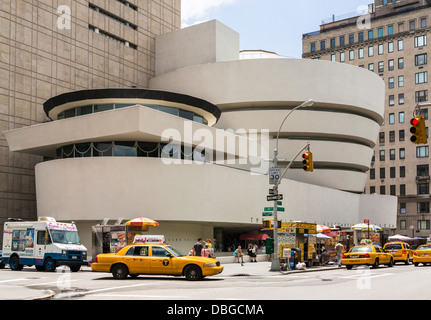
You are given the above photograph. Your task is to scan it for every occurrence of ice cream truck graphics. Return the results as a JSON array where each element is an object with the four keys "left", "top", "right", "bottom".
[{"left": 1, "top": 217, "right": 88, "bottom": 272}]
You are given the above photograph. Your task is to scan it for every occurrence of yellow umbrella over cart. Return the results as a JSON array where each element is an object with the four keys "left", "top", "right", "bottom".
[{"left": 125, "top": 217, "right": 159, "bottom": 231}]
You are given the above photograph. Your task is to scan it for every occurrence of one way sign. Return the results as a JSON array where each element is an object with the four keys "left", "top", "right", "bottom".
[{"left": 267, "top": 194, "right": 283, "bottom": 201}]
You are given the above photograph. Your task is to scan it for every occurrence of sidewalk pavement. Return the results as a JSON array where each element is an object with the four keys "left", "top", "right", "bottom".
[
  {"left": 0, "top": 284, "right": 54, "bottom": 300},
  {"left": 217, "top": 261, "right": 340, "bottom": 277},
  {"left": 1, "top": 262, "right": 341, "bottom": 300}
]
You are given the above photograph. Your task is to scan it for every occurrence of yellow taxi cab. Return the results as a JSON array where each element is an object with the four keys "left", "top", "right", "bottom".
[
  {"left": 383, "top": 241, "right": 413, "bottom": 265},
  {"left": 91, "top": 243, "right": 223, "bottom": 280},
  {"left": 342, "top": 245, "right": 394, "bottom": 270},
  {"left": 413, "top": 244, "right": 431, "bottom": 267}
]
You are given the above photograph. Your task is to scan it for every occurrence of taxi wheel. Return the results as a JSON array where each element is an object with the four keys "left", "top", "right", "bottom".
[
  {"left": 112, "top": 264, "right": 129, "bottom": 279},
  {"left": 184, "top": 265, "right": 202, "bottom": 281},
  {"left": 371, "top": 258, "right": 379, "bottom": 269},
  {"left": 388, "top": 258, "right": 394, "bottom": 267}
]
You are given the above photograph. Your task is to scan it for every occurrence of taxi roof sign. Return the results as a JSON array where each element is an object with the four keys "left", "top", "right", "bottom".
[{"left": 133, "top": 235, "right": 165, "bottom": 244}]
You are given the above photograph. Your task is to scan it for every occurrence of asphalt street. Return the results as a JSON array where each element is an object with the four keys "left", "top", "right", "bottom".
[{"left": 0, "top": 261, "right": 430, "bottom": 300}]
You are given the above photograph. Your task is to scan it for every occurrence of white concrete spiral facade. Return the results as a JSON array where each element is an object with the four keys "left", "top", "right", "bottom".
[
  {"left": 3, "top": 20, "right": 396, "bottom": 253},
  {"left": 150, "top": 58, "right": 385, "bottom": 193}
]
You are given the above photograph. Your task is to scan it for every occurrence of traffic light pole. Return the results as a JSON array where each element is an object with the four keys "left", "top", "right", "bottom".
[
  {"left": 270, "top": 142, "right": 311, "bottom": 272},
  {"left": 270, "top": 99, "right": 314, "bottom": 272}
]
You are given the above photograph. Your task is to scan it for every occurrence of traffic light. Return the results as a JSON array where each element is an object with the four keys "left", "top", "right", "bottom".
[
  {"left": 262, "top": 219, "right": 281, "bottom": 229},
  {"left": 263, "top": 219, "right": 271, "bottom": 229},
  {"left": 302, "top": 151, "right": 314, "bottom": 172},
  {"left": 410, "top": 116, "right": 428, "bottom": 144}
]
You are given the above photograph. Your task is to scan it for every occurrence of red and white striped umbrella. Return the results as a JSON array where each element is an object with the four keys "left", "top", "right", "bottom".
[
  {"left": 125, "top": 217, "right": 159, "bottom": 227},
  {"left": 316, "top": 225, "right": 331, "bottom": 233}
]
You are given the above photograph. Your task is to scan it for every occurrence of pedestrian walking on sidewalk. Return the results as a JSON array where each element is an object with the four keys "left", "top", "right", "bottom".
[{"left": 335, "top": 241, "right": 344, "bottom": 267}]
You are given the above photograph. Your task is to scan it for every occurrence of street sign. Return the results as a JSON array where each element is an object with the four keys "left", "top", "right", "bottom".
[
  {"left": 364, "top": 219, "right": 369, "bottom": 224},
  {"left": 269, "top": 189, "right": 274, "bottom": 195},
  {"left": 265, "top": 207, "right": 285, "bottom": 212},
  {"left": 269, "top": 168, "right": 281, "bottom": 185},
  {"left": 262, "top": 212, "right": 273, "bottom": 217},
  {"left": 267, "top": 194, "right": 283, "bottom": 201}
]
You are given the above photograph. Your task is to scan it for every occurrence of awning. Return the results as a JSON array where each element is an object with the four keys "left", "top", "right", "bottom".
[
  {"left": 388, "top": 234, "right": 411, "bottom": 241},
  {"left": 239, "top": 234, "right": 269, "bottom": 241}
]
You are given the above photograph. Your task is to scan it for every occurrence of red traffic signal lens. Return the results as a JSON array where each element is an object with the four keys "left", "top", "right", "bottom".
[
  {"left": 302, "top": 153, "right": 308, "bottom": 159},
  {"left": 411, "top": 118, "right": 419, "bottom": 126}
]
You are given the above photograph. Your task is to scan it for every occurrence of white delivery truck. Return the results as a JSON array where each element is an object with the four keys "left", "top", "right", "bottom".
[{"left": 1, "top": 217, "right": 88, "bottom": 272}]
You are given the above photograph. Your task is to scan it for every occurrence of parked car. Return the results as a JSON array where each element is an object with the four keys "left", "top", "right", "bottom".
[
  {"left": 383, "top": 241, "right": 413, "bottom": 265},
  {"left": 413, "top": 244, "right": 431, "bottom": 266},
  {"left": 342, "top": 245, "right": 394, "bottom": 269},
  {"left": 91, "top": 243, "right": 223, "bottom": 280}
]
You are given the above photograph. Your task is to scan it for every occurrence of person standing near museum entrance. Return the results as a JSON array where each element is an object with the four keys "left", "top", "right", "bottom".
[{"left": 193, "top": 238, "right": 203, "bottom": 256}]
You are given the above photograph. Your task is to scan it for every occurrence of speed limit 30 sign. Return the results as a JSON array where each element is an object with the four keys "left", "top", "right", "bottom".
[{"left": 269, "top": 168, "right": 281, "bottom": 185}]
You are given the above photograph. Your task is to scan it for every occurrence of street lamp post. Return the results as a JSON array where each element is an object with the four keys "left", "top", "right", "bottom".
[{"left": 270, "top": 99, "right": 314, "bottom": 272}]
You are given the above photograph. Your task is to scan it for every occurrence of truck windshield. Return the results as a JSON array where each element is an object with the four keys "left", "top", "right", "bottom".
[{"left": 49, "top": 230, "right": 82, "bottom": 245}]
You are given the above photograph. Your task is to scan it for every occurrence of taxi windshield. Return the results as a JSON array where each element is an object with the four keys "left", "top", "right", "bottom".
[
  {"left": 350, "top": 246, "right": 372, "bottom": 253},
  {"left": 49, "top": 230, "right": 82, "bottom": 245},
  {"left": 166, "top": 246, "right": 184, "bottom": 257},
  {"left": 417, "top": 245, "right": 431, "bottom": 251}
]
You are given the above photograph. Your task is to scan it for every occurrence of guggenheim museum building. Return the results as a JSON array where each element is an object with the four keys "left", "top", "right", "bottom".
[{"left": 4, "top": 20, "right": 397, "bottom": 253}]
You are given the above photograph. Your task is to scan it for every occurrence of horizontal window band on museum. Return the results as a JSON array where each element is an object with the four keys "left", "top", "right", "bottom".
[
  {"left": 43, "top": 88, "right": 221, "bottom": 120},
  {"left": 89, "top": 25, "right": 137, "bottom": 50},
  {"left": 89, "top": 3, "right": 137, "bottom": 30},
  {"left": 282, "top": 161, "right": 368, "bottom": 174},
  {"left": 222, "top": 105, "right": 382, "bottom": 127},
  {"left": 281, "top": 135, "right": 376, "bottom": 149},
  {"left": 54, "top": 141, "right": 207, "bottom": 162},
  {"left": 56, "top": 103, "right": 209, "bottom": 125}
]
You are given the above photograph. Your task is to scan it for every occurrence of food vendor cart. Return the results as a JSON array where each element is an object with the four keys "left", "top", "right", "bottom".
[
  {"left": 278, "top": 222, "right": 318, "bottom": 267},
  {"left": 91, "top": 217, "right": 159, "bottom": 259},
  {"left": 351, "top": 223, "right": 383, "bottom": 246}
]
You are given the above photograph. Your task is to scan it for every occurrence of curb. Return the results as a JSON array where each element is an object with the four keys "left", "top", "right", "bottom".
[
  {"left": 224, "top": 266, "right": 342, "bottom": 278},
  {"left": 281, "top": 266, "right": 341, "bottom": 275},
  {"left": 32, "top": 289, "right": 56, "bottom": 300}
]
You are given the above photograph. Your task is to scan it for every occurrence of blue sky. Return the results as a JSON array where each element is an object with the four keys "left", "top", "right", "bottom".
[{"left": 181, "top": 0, "right": 370, "bottom": 58}]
